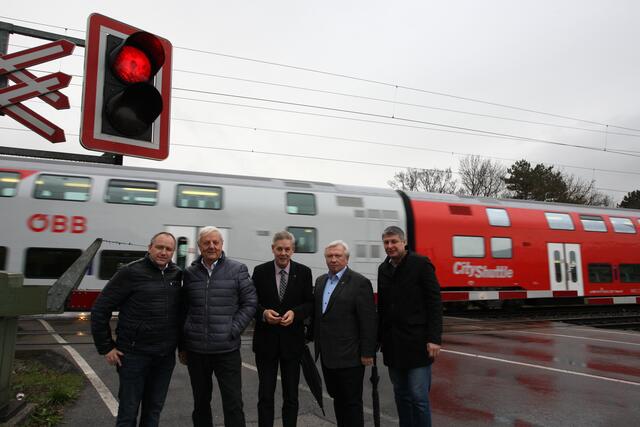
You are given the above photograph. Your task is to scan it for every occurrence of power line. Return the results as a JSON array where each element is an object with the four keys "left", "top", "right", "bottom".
[
  {"left": 168, "top": 119, "right": 640, "bottom": 178},
  {"left": 172, "top": 89, "right": 640, "bottom": 159},
  {"left": 173, "top": 46, "right": 640, "bottom": 133},
  {"left": 3, "top": 15, "right": 639, "bottom": 133},
  {"left": 174, "top": 68, "right": 640, "bottom": 139},
  {"left": 0, "top": 124, "right": 635, "bottom": 196}
]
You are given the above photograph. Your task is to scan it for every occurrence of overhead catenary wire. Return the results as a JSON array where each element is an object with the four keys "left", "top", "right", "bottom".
[
  {"left": 3, "top": 15, "right": 639, "bottom": 134},
  {"left": 171, "top": 91, "right": 640, "bottom": 159}
]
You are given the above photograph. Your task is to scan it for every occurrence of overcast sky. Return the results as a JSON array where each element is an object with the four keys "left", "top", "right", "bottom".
[{"left": 2, "top": 1, "right": 639, "bottom": 203}]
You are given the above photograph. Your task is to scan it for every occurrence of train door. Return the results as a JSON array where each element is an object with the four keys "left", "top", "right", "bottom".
[
  {"left": 547, "top": 243, "right": 583, "bottom": 295},
  {"left": 165, "top": 226, "right": 229, "bottom": 270}
]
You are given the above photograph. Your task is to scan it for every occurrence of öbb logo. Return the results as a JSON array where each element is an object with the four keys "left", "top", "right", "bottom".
[{"left": 27, "top": 214, "right": 87, "bottom": 234}]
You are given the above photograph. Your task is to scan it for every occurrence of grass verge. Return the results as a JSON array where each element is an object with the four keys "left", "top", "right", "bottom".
[{"left": 10, "top": 352, "right": 84, "bottom": 427}]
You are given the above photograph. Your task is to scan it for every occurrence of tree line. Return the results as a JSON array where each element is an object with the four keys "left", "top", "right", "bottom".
[{"left": 388, "top": 156, "right": 640, "bottom": 209}]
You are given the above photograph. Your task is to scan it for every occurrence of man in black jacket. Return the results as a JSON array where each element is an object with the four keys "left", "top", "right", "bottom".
[
  {"left": 180, "top": 226, "right": 257, "bottom": 427},
  {"left": 252, "top": 230, "right": 313, "bottom": 427},
  {"left": 378, "top": 226, "right": 442, "bottom": 427},
  {"left": 313, "top": 240, "right": 376, "bottom": 427},
  {"left": 91, "top": 231, "right": 182, "bottom": 427}
]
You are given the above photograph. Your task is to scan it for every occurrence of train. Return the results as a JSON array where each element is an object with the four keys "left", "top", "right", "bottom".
[{"left": 1, "top": 155, "right": 639, "bottom": 310}]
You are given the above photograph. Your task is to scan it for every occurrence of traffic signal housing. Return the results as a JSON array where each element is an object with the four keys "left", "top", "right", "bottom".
[{"left": 81, "top": 14, "right": 172, "bottom": 160}]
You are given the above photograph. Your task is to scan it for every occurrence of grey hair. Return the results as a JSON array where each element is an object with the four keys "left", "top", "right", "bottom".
[
  {"left": 272, "top": 230, "right": 295, "bottom": 245},
  {"left": 198, "top": 226, "right": 223, "bottom": 243},
  {"left": 382, "top": 226, "right": 406, "bottom": 241},
  {"left": 325, "top": 240, "right": 350, "bottom": 258}
]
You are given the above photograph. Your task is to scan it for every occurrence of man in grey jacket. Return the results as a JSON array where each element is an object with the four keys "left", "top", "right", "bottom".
[{"left": 180, "top": 226, "right": 257, "bottom": 427}]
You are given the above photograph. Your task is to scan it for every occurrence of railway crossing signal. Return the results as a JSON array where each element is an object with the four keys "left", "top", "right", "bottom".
[
  {"left": 0, "top": 40, "right": 75, "bottom": 143},
  {"left": 80, "top": 14, "right": 172, "bottom": 160}
]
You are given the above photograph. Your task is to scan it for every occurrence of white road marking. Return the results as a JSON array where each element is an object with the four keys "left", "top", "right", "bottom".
[
  {"left": 242, "top": 361, "right": 399, "bottom": 423},
  {"left": 503, "top": 329, "right": 640, "bottom": 346},
  {"left": 38, "top": 319, "right": 118, "bottom": 417},
  {"left": 556, "top": 326, "right": 640, "bottom": 337},
  {"left": 443, "top": 349, "right": 640, "bottom": 386}
]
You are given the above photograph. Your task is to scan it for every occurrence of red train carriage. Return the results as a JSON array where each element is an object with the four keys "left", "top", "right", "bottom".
[{"left": 404, "top": 193, "right": 640, "bottom": 305}]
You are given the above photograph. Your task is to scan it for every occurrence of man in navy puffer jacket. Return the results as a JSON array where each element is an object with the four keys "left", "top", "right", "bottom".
[{"left": 180, "top": 226, "right": 257, "bottom": 427}]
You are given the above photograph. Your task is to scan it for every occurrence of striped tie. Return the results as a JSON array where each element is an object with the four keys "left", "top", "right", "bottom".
[{"left": 279, "top": 269, "right": 287, "bottom": 301}]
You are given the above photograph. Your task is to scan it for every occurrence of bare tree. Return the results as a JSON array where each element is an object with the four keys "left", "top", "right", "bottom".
[
  {"left": 388, "top": 168, "right": 458, "bottom": 193},
  {"left": 458, "top": 155, "right": 507, "bottom": 197},
  {"left": 562, "top": 174, "right": 613, "bottom": 207}
]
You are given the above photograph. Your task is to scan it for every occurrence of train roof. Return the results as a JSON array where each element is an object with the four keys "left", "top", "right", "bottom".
[
  {"left": 405, "top": 190, "right": 640, "bottom": 217},
  {"left": 0, "top": 155, "right": 398, "bottom": 198}
]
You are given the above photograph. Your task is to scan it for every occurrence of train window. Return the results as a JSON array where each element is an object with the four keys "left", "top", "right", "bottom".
[
  {"left": 569, "top": 251, "right": 578, "bottom": 283},
  {"left": 544, "top": 212, "right": 574, "bottom": 230},
  {"left": 490, "top": 237, "right": 512, "bottom": 258},
  {"left": 620, "top": 264, "right": 640, "bottom": 283},
  {"left": 580, "top": 215, "right": 607, "bottom": 232},
  {"left": 176, "top": 184, "right": 222, "bottom": 210},
  {"left": 24, "top": 247, "right": 82, "bottom": 279},
  {"left": 287, "top": 227, "right": 317, "bottom": 253},
  {"left": 588, "top": 264, "right": 612, "bottom": 283},
  {"left": 486, "top": 208, "right": 510, "bottom": 227},
  {"left": 610, "top": 217, "right": 636, "bottom": 234},
  {"left": 0, "top": 246, "right": 6, "bottom": 270},
  {"left": 106, "top": 179, "right": 158, "bottom": 206},
  {"left": 0, "top": 171, "right": 20, "bottom": 197},
  {"left": 33, "top": 174, "right": 91, "bottom": 202},
  {"left": 99, "top": 250, "right": 147, "bottom": 280},
  {"left": 453, "top": 236, "right": 485, "bottom": 258},
  {"left": 286, "top": 193, "right": 316, "bottom": 215},
  {"left": 553, "top": 251, "right": 562, "bottom": 282}
]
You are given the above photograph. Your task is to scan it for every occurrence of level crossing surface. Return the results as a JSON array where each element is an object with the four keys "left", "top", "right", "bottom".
[{"left": 13, "top": 315, "right": 640, "bottom": 426}]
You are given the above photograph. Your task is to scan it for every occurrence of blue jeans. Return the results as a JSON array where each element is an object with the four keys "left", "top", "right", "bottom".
[
  {"left": 116, "top": 351, "right": 176, "bottom": 427},
  {"left": 388, "top": 365, "right": 432, "bottom": 427}
]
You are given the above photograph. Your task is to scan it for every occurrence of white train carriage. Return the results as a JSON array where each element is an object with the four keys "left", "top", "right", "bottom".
[{"left": 0, "top": 156, "right": 406, "bottom": 309}]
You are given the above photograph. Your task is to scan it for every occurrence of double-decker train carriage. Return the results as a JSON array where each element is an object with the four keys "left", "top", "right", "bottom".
[{"left": 1, "top": 155, "right": 639, "bottom": 310}]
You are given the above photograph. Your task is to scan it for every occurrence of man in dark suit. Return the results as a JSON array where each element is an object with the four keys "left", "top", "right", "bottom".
[
  {"left": 252, "top": 231, "right": 314, "bottom": 427},
  {"left": 378, "top": 226, "right": 442, "bottom": 427},
  {"left": 313, "top": 240, "right": 376, "bottom": 427}
]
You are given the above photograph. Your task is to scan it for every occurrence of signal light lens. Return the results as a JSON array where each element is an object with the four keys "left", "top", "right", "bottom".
[{"left": 112, "top": 45, "right": 152, "bottom": 83}]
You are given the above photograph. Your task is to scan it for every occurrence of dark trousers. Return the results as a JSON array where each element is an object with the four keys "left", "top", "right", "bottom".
[
  {"left": 321, "top": 363, "right": 365, "bottom": 427},
  {"left": 186, "top": 350, "right": 246, "bottom": 427},
  {"left": 116, "top": 351, "right": 175, "bottom": 427},
  {"left": 256, "top": 353, "right": 301, "bottom": 427}
]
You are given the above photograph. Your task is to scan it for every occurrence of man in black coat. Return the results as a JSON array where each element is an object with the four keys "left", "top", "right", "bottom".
[
  {"left": 378, "top": 226, "right": 442, "bottom": 427},
  {"left": 91, "top": 232, "right": 182, "bottom": 427},
  {"left": 252, "top": 230, "right": 313, "bottom": 427},
  {"left": 313, "top": 240, "right": 376, "bottom": 427}
]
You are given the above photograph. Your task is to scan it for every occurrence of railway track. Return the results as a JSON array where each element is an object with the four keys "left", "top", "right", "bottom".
[{"left": 447, "top": 305, "right": 640, "bottom": 332}]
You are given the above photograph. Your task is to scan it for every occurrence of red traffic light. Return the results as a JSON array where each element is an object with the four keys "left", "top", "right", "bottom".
[
  {"left": 112, "top": 46, "right": 152, "bottom": 83},
  {"left": 81, "top": 14, "right": 172, "bottom": 160},
  {"left": 110, "top": 32, "right": 165, "bottom": 84}
]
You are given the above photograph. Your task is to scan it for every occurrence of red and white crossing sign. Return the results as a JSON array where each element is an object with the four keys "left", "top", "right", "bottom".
[{"left": 0, "top": 39, "right": 75, "bottom": 143}]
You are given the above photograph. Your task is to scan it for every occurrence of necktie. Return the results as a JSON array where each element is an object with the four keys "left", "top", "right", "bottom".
[{"left": 279, "top": 269, "right": 287, "bottom": 301}]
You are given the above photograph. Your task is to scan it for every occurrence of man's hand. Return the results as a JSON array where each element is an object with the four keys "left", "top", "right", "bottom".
[
  {"left": 279, "top": 310, "right": 295, "bottom": 327},
  {"left": 427, "top": 342, "right": 441, "bottom": 359},
  {"left": 264, "top": 309, "right": 282, "bottom": 325},
  {"left": 105, "top": 348, "right": 124, "bottom": 366},
  {"left": 178, "top": 351, "right": 188, "bottom": 366},
  {"left": 361, "top": 356, "right": 374, "bottom": 366}
]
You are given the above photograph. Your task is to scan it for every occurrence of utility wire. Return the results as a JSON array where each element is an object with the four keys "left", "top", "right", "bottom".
[
  {"left": 174, "top": 68, "right": 640, "bottom": 139},
  {"left": 172, "top": 91, "right": 640, "bottom": 159},
  {"left": 3, "top": 15, "right": 639, "bottom": 133}
]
